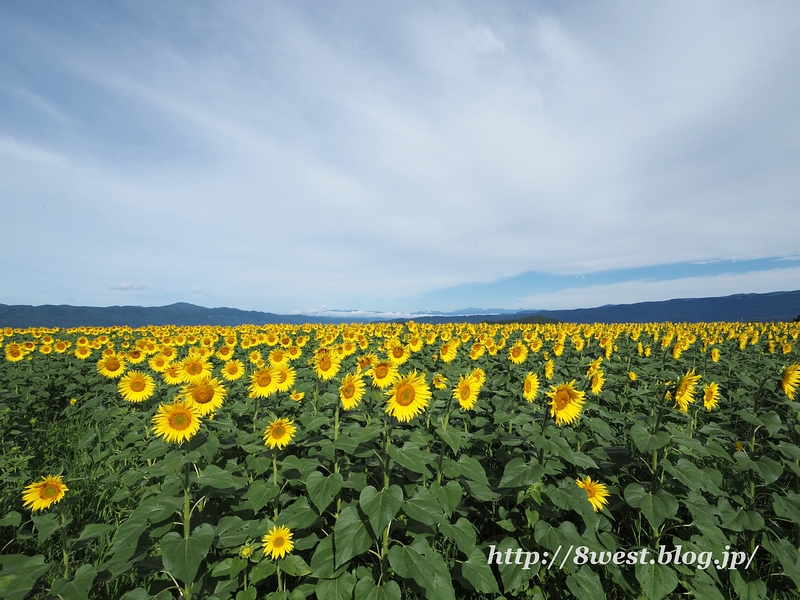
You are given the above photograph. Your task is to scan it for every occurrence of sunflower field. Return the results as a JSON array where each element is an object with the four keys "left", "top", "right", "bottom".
[{"left": 1, "top": 320, "right": 799, "bottom": 600}]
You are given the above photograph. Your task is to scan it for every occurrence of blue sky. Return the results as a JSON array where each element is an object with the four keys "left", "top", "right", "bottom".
[{"left": 1, "top": 1, "right": 799, "bottom": 317}]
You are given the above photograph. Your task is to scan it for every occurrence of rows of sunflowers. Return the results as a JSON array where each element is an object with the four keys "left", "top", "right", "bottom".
[{"left": 1, "top": 320, "right": 799, "bottom": 599}]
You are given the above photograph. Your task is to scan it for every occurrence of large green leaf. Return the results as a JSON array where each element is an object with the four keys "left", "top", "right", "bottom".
[
  {"left": 359, "top": 485, "right": 403, "bottom": 536},
  {"left": 566, "top": 566, "right": 607, "bottom": 600},
  {"left": 440, "top": 518, "right": 476, "bottom": 555},
  {"left": 635, "top": 562, "right": 678, "bottom": 600},
  {"left": 48, "top": 564, "right": 97, "bottom": 600},
  {"left": 387, "top": 442, "right": 435, "bottom": 476},
  {"left": 461, "top": 547, "right": 499, "bottom": 593},
  {"left": 403, "top": 485, "right": 446, "bottom": 526},
  {"left": 0, "top": 554, "right": 51, "bottom": 600},
  {"left": 315, "top": 572, "right": 356, "bottom": 600},
  {"left": 310, "top": 535, "right": 346, "bottom": 579},
  {"left": 306, "top": 471, "right": 344, "bottom": 513},
  {"left": 630, "top": 422, "right": 670, "bottom": 453},
  {"left": 498, "top": 457, "right": 544, "bottom": 488},
  {"left": 388, "top": 538, "right": 455, "bottom": 600},
  {"left": 332, "top": 506, "right": 372, "bottom": 567},
  {"left": 160, "top": 523, "right": 215, "bottom": 585}
]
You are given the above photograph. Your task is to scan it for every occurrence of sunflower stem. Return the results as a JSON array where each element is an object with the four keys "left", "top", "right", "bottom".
[
  {"left": 436, "top": 393, "right": 454, "bottom": 484},
  {"left": 60, "top": 506, "right": 69, "bottom": 579},
  {"left": 183, "top": 462, "right": 192, "bottom": 599},
  {"left": 272, "top": 450, "right": 278, "bottom": 487}
]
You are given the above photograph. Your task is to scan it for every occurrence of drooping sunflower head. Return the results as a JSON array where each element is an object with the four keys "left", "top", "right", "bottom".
[
  {"left": 385, "top": 371, "right": 432, "bottom": 423},
  {"left": 152, "top": 400, "right": 202, "bottom": 444},
  {"left": 262, "top": 525, "right": 294, "bottom": 560},
  {"left": 575, "top": 476, "right": 609, "bottom": 512},
  {"left": 673, "top": 368, "right": 702, "bottom": 412},
  {"left": 22, "top": 475, "right": 68, "bottom": 512},
  {"left": 118, "top": 370, "right": 156, "bottom": 403},
  {"left": 546, "top": 380, "right": 585, "bottom": 426},
  {"left": 263, "top": 418, "right": 297, "bottom": 450},
  {"left": 782, "top": 363, "right": 800, "bottom": 401}
]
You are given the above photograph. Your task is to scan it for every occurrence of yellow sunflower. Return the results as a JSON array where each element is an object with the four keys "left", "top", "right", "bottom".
[
  {"left": 674, "top": 369, "right": 702, "bottom": 413},
  {"left": 162, "top": 364, "right": 184, "bottom": 386},
  {"left": 454, "top": 374, "right": 479, "bottom": 411},
  {"left": 263, "top": 418, "right": 297, "bottom": 450},
  {"left": 369, "top": 360, "right": 399, "bottom": 389},
  {"left": 152, "top": 400, "right": 202, "bottom": 444},
  {"left": 148, "top": 354, "right": 172, "bottom": 373},
  {"left": 385, "top": 371, "right": 431, "bottom": 423},
  {"left": 387, "top": 342, "right": 411, "bottom": 366},
  {"left": 702, "top": 382, "right": 721, "bottom": 411},
  {"left": 97, "top": 354, "right": 126, "bottom": 379},
  {"left": 74, "top": 345, "right": 92, "bottom": 360},
  {"left": 5, "top": 344, "right": 25, "bottom": 362},
  {"left": 249, "top": 367, "right": 279, "bottom": 398},
  {"left": 314, "top": 352, "right": 342, "bottom": 381},
  {"left": 439, "top": 342, "right": 458, "bottom": 363},
  {"left": 290, "top": 390, "right": 305, "bottom": 402},
  {"left": 782, "top": 363, "right": 800, "bottom": 401},
  {"left": 273, "top": 364, "right": 297, "bottom": 393},
  {"left": 221, "top": 359, "right": 246, "bottom": 381},
  {"left": 22, "top": 475, "right": 68, "bottom": 512},
  {"left": 118, "top": 370, "right": 156, "bottom": 403},
  {"left": 544, "top": 359, "right": 555, "bottom": 381},
  {"left": 576, "top": 476, "right": 609, "bottom": 512},
  {"left": 262, "top": 525, "right": 294, "bottom": 560},
  {"left": 432, "top": 373, "right": 448, "bottom": 390},
  {"left": 508, "top": 341, "right": 528, "bottom": 364},
  {"left": 470, "top": 368, "right": 486, "bottom": 387},
  {"left": 522, "top": 372, "right": 539, "bottom": 402},
  {"left": 546, "top": 380, "right": 585, "bottom": 426},
  {"left": 590, "top": 370, "right": 605, "bottom": 396},
  {"left": 177, "top": 355, "right": 212, "bottom": 384},
  {"left": 182, "top": 376, "right": 227, "bottom": 416},
  {"left": 339, "top": 372, "right": 366, "bottom": 410}
]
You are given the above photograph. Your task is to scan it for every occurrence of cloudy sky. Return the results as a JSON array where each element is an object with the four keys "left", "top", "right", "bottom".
[{"left": 2, "top": 1, "right": 799, "bottom": 316}]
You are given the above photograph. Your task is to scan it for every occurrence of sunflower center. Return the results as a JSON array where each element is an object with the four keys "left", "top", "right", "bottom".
[
  {"left": 187, "top": 362, "right": 202, "bottom": 375},
  {"left": 375, "top": 365, "right": 388, "bottom": 379},
  {"left": 278, "top": 371, "right": 288, "bottom": 384},
  {"left": 273, "top": 351, "right": 284, "bottom": 362},
  {"left": 227, "top": 364, "right": 239, "bottom": 374},
  {"left": 512, "top": 347, "right": 522, "bottom": 358},
  {"left": 273, "top": 536, "right": 285, "bottom": 548},
  {"left": 392, "top": 347, "right": 404, "bottom": 358},
  {"left": 193, "top": 385, "right": 214, "bottom": 404},
  {"left": 396, "top": 384, "right": 415, "bottom": 406},
  {"left": 459, "top": 384, "right": 470, "bottom": 400},
  {"left": 169, "top": 411, "right": 191, "bottom": 430},
  {"left": 524, "top": 380, "right": 532, "bottom": 393},
  {"left": 105, "top": 358, "right": 121, "bottom": 371},
  {"left": 343, "top": 383, "right": 356, "bottom": 399},
  {"left": 41, "top": 484, "right": 59, "bottom": 499},
  {"left": 130, "top": 379, "right": 146, "bottom": 392},
  {"left": 257, "top": 372, "right": 272, "bottom": 387},
  {"left": 272, "top": 425, "right": 286, "bottom": 439},
  {"left": 554, "top": 390, "right": 570, "bottom": 410},
  {"left": 585, "top": 487, "right": 596, "bottom": 499},
  {"left": 319, "top": 357, "right": 332, "bottom": 371}
]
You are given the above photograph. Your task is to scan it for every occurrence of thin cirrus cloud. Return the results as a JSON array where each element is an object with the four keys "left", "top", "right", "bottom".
[{"left": 0, "top": 1, "right": 798, "bottom": 314}]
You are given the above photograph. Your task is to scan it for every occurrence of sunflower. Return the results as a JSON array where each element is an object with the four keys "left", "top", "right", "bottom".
[
  {"left": 152, "top": 400, "right": 202, "bottom": 444},
  {"left": 182, "top": 376, "right": 227, "bottom": 416},
  {"left": 269, "top": 348, "right": 288, "bottom": 366},
  {"left": 5, "top": 344, "right": 25, "bottom": 362},
  {"left": 703, "top": 382, "right": 721, "bottom": 411},
  {"left": 432, "top": 373, "right": 448, "bottom": 390},
  {"left": 339, "top": 372, "right": 366, "bottom": 410},
  {"left": 162, "top": 364, "right": 184, "bottom": 386},
  {"left": 273, "top": 364, "right": 296, "bottom": 393},
  {"left": 387, "top": 343, "right": 411, "bottom": 366},
  {"left": 469, "top": 343, "right": 486, "bottom": 360},
  {"left": 628, "top": 371, "right": 637, "bottom": 381},
  {"left": 74, "top": 345, "right": 92, "bottom": 360},
  {"left": 118, "top": 371, "right": 156, "bottom": 403},
  {"left": 674, "top": 369, "right": 702, "bottom": 413},
  {"left": 782, "top": 363, "right": 800, "bottom": 401},
  {"left": 439, "top": 342, "right": 458, "bottom": 363},
  {"left": 369, "top": 360, "right": 399, "bottom": 389},
  {"left": 249, "top": 367, "right": 279, "bottom": 398},
  {"left": 177, "top": 355, "right": 212, "bottom": 384},
  {"left": 314, "top": 352, "right": 342, "bottom": 381},
  {"left": 221, "top": 359, "right": 246, "bottom": 381},
  {"left": 546, "top": 381, "right": 585, "bottom": 426},
  {"left": 544, "top": 359, "right": 555, "bottom": 381},
  {"left": 508, "top": 341, "right": 528, "bottom": 364},
  {"left": 385, "top": 371, "right": 431, "bottom": 423},
  {"left": 454, "top": 374, "right": 479, "bottom": 411},
  {"left": 262, "top": 525, "right": 294, "bottom": 560},
  {"left": 148, "top": 354, "right": 172, "bottom": 373},
  {"left": 97, "top": 354, "right": 126, "bottom": 379},
  {"left": 22, "top": 475, "right": 68, "bottom": 512},
  {"left": 470, "top": 368, "right": 486, "bottom": 387},
  {"left": 290, "top": 390, "right": 305, "bottom": 402},
  {"left": 522, "top": 372, "right": 539, "bottom": 402},
  {"left": 590, "top": 370, "right": 605, "bottom": 396},
  {"left": 263, "top": 418, "right": 297, "bottom": 450},
  {"left": 215, "top": 345, "right": 234, "bottom": 361},
  {"left": 576, "top": 476, "right": 610, "bottom": 512},
  {"left": 357, "top": 353, "right": 377, "bottom": 371}
]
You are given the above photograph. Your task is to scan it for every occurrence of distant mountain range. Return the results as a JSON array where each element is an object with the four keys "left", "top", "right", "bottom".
[{"left": 1, "top": 290, "right": 799, "bottom": 328}]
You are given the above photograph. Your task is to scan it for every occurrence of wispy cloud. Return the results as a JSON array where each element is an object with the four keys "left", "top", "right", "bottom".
[{"left": 110, "top": 283, "right": 147, "bottom": 291}]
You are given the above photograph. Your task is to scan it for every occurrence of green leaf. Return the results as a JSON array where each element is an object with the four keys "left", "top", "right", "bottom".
[
  {"left": 279, "top": 497, "right": 319, "bottom": 529},
  {"left": 49, "top": 564, "right": 97, "bottom": 600},
  {"left": 75, "top": 523, "right": 116, "bottom": 543},
  {"left": 333, "top": 506, "right": 372, "bottom": 568},
  {"left": 729, "top": 570, "right": 767, "bottom": 600},
  {"left": 361, "top": 580, "right": 401, "bottom": 600},
  {"left": 440, "top": 518, "right": 476, "bottom": 555},
  {"left": 315, "top": 572, "right": 356, "bottom": 600},
  {"left": 196, "top": 465, "right": 245, "bottom": 490},
  {"left": 359, "top": 485, "right": 403, "bottom": 536},
  {"left": 630, "top": 422, "right": 670, "bottom": 453},
  {"left": 0, "top": 511, "right": 21, "bottom": 528},
  {"left": 403, "top": 485, "right": 446, "bottom": 525},
  {"left": 278, "top": 554, "right": 312, "bottom": 577},
  {"left": 310, "top": 535, "right": 346, "bottom": 580},
  {"left": 388, "top": 540, "right": 455, "bottom": 600},
  {"left": 432, "top": 480, "right": 462, "bottom": 516},
  {"left": 498, "top": 457, "right": 544, "bottom": 488},
  {"left": 0, "top": 554, "right": 51, "bottom": 600},
  {"left": 160, "top": 523, "right": 215, "bottom": 585},
  {"left": 566, "top": 566, "right": 607, "bottom": 600},
  {"left": 306, "top": 471, "right": 344, "bottom": 513},
  {"left": 635, "top": 562, "right": 678, "bottom": 600},
  {"left": 215, "top": 516, "right": 264, "bottom": 548},
  {"left": 624, "top": 483, "right": 646, "bottom": 508},
  {"left": 31, "top": 513, "right": 62, "bottom": 545},
  {"left": 638, "top": 490, "right": 678, "bottom": 530},
  {"left": 456, "top": 455, "right": 490, "bottom": 486},
  {"left": 387, "top": 442, "right": 435, "bottom": 476},
  {"left": 463, "top": 480, "right": 500, "bottom": 501},
  {"left": 436, "top": 424, "right": 463, "bottom": 453},
  {"left": 243, "top": 480, "right": 280, "bottom": 513},
  {"left": 462, "top": 547, "right": 499, "bottom": 593},
  {"left": 249, "top": 558, "right": 277, "bottom": 584},
  {"left": 753, "top": 458, "right": 783, "bottom": 484}
]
